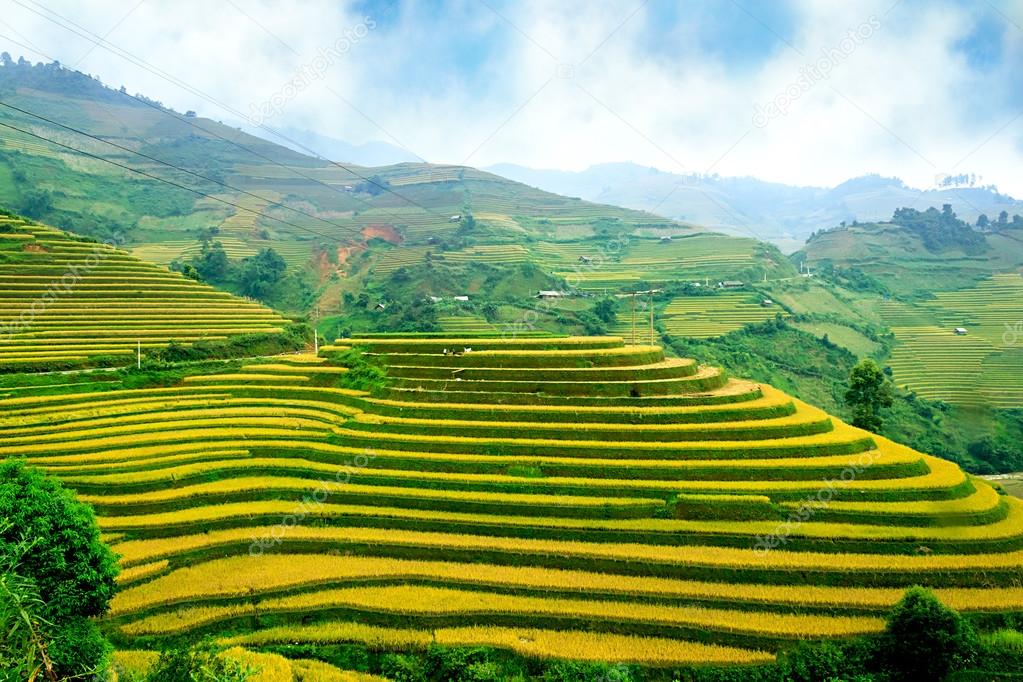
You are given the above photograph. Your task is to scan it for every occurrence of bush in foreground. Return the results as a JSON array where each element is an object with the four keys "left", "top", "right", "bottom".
[{"left": 0, "top": 459, "right": 119, "bottom": 680}]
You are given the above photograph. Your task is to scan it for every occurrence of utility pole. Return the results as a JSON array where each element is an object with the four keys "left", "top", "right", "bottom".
[
  {"left": 631, "top": 292, "right": 636, "bottom": 345},
  {"left": 649, "top": 292, "right": 654, "bottom": 345},
  {"left": 312, "top": 303, "right": 321, "bottom": 354},
  {"left": 137, "top": 340, "right": 141, "bottom": 370}
]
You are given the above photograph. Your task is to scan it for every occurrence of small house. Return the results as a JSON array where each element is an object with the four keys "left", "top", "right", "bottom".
[
  {"left": 660, "top": 236, "right": 672, "bottom": 243},
  {"left": 453, "top": 295, "right": 469, "bottom": 302},
  {"left": 954, "top": 327, "right": 968, "bottom": 335},
  {"left": 720, "top": 280, "right": 744, "bottom": 288},
  {"left": 537, "top": 290, "right": 566, "bottom": 299},
  {"left": 578, "top": 255, "right": 593, "bottom": 264},
  {"left": 449, "top": 215, "right": 461, "bottom": 222},
  {"left": 429, "top": 296, "right": 443, "bottom": 303},
  {"left": 761, "top": 299, "right": 773, "bottom": 307},
  {"left": 375, "top": 302, "right": 388, "bottom": 311}
]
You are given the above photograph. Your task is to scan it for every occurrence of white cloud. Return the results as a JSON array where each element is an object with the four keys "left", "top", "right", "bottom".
[{"left": 1, "top": 0, "right": 1021, "bottom": 195}]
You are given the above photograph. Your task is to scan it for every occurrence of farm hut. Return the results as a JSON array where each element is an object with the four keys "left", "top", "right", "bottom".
[{"left": 954, "top": 327, "right": 968, "bottom": 335}]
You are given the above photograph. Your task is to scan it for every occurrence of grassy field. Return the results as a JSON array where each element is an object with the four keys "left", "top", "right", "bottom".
[{"left": 1, "top": 331, "right": 1020, "bottom": 671}]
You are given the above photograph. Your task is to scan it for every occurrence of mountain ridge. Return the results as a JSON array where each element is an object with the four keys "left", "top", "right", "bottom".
[{"left": 486, "top": 162, "right": 1023, "bottom": 252}]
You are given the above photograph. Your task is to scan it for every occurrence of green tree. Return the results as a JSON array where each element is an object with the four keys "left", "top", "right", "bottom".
[
  {"left": 239, "top": 248, "right": 286, "bottom": 298},
  {"left": 874, "top": 587, "right": 977, "bottom": 681},
  {"left": 0, "top": 460, "right": 119, "bottom": 679},
  {"left": 845, "top": 358, "right": 893, "bottom": 432},
  {"left": 593, "top": 297, "right": 618, "bottom": 324},
  {"left": 145, "top": 641, "right": 252, "bottom": 682},
  {"left": 195, "top": 240, "right": 229, "bottom": 281}
]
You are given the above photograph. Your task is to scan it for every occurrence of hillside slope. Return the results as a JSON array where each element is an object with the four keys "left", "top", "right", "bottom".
[
  {"left": 0, "top": 212, "right": 292, "bottom": 370},
  {"left": 6, "top": 336, "right": 1021, "bottom": 671},
  {"left": 0, "top": 59, "right": 793, "bottom": 316}
]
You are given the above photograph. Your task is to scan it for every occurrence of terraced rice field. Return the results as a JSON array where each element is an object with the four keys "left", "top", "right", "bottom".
[
  {"left": 374, "top": 246, "right": 431, "bottom": 274},
  {"left": 0, "top": 217, "right": 288, "bottom": 369},
  {"left": 532, "top": 235, "right": 759, "bottom": 291},
  {"left": 131, "top": 235, "right": 312, "bottom": 270},
  {"left": 437, "top": 315, "right": 497, "bottom": 334},
  {"left": 112, "top": 646, "right": 386, "bottom": 681},
  {"left": 661, "top": 294, "right": 778, "bottom": 339},
  {"left": 880, "top": 274, "right": 1023, "bottom": 407},
  {"left": 435, "top": 244, "right": 529, "bottom": 265},
  {"left": 6, "top": 334, "right": 1023, "bottom": 667}
]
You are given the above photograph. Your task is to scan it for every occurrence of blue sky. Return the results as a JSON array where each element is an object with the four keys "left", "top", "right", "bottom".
[{"left": 1, "top": 0, "right": 1021, "bottom": 195}]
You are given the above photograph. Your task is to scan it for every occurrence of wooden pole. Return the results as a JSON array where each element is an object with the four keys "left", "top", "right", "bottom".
[
  {"left": 649, "top": 293, "right": 654, "bottom": 344},
  {"left": 631, "top": 292, "right": 636, "bottom": 345}
]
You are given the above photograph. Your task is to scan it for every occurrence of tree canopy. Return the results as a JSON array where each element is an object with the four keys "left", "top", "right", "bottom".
[
  {"left": 0, "top": 459, "right": 119, "bottom": 679},
  {"left": 845, "top": 359, "right": 894, "bottom": 432}
]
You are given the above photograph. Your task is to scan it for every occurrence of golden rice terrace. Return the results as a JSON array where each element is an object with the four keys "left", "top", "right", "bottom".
[
  {"left": 0, "top": 215, "right": 287, "bottom": 369},
  {"left": 3, "top": 334, "right": 1022, "bottom": 667}
]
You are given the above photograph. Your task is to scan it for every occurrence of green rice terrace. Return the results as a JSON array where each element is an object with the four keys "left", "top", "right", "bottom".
[
  {"left": 0, "top": 215, "right": 289, "bottom": 370},
  {"left": 4, "top": 333, "right": 1023, "bottom": 672},
  {"left": 879, "top": 273, "right": 1023, "bottom": 408}
]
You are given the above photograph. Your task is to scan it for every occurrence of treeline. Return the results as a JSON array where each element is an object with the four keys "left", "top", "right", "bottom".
[
  {"left": 890, "top": 205, "right": 987, "bottom": 253},
  {"left": 0, "top": 54, "right": 161, "bottom": 108},
  {"left": 171, "top": 233, "right": 312, "bottom": 309}
]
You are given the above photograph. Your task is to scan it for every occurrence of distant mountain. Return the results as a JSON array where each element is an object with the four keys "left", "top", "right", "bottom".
[
  {"left": 269, "top": 127, "right": 421, "bottom": 167},
  {"left": 487, "top": 162, "right": 1023, "bottom": 253}
]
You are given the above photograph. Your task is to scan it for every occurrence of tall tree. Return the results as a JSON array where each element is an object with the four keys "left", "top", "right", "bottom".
[
  {"left": 844, "top": 359, "right": 893, "bottom": 432},
  {"left": 0, "top": 460, "right": 119, "bottom": 679}
]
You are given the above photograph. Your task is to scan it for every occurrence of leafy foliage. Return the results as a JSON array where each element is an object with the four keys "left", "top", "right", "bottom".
[
  {"left": 890, "top": 205, "right": 987, "bottom": 254},
  {"left": 845, "top": 359, "right": 894, "bottom": 432},
  {"left": 873, "top": 587, "right": 978, "bottom": 681},
  {"left": 144, "top": 640, "right": 253, "bottom": 682},
  {"left": 0, "top": 460, "right": 119, "bottom": 679},
  {"left": 0, "top": 532, "right": 57, "bottom": 682}
]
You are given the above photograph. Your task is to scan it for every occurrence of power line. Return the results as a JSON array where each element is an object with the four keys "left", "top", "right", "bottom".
[
  {"left": 0, "top": 27, "right": 423, "bottom": 231},
  {"left": 0, "top": 99, "right": 359, "bottom": 236},
  {"left": 0, "top": 118, "right": 346, "bottom": 242},
  {"left": 12, "top": 0, "right": 450, "bottom": 219}
]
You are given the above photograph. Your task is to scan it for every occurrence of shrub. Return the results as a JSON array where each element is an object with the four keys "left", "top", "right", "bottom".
[
  {"left": 873, "top": 586, "right": 977, "bottom": 681},
  {"left": 0, "top": 459, "right": 119, "bottom": 679},
  {"left": 145, "top": 640, "right": 253, "bottom": 682},
  {"left": 380, "top": 653, "right": 428, "bottom": 682}
]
